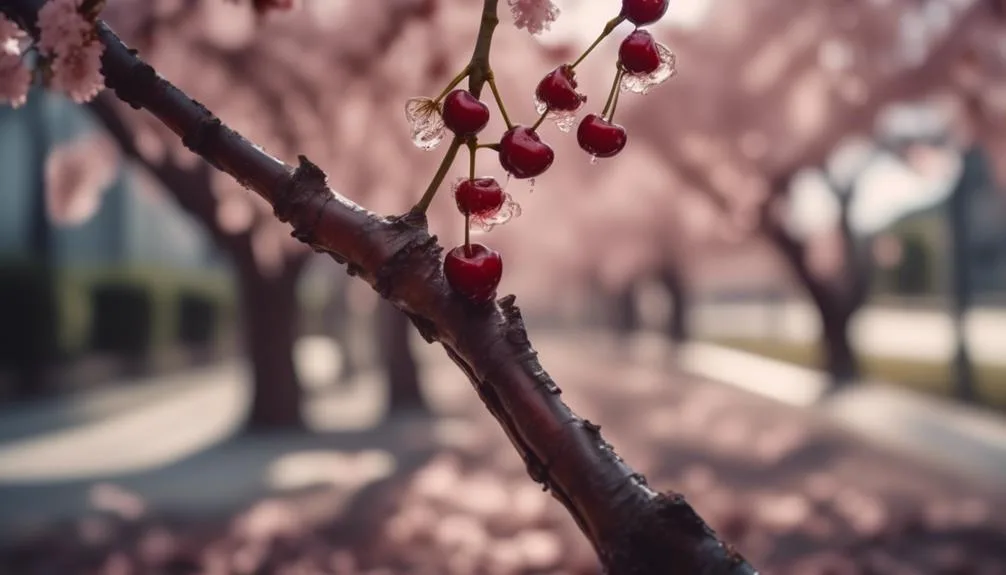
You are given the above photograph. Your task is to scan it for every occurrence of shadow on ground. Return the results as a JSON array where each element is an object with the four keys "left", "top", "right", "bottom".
[{"left": 1, "top": 335, "right": 1004, "bottom": 574}]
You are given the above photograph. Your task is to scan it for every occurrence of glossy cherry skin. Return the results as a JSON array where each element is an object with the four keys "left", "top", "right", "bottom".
[
  {"left": 577, "top": 114, "right": 628, "bottom": 158},
  {"left": 619, "top": 30, "right": 661, "bottom": 74},
  {"left": 499, "top": 126, "right": 555, "bottom": 179},
  {"left": 444, "top": 244, "right": 503, "bottom": 303},
  {"left": 455, "top": 177, "right": 505, "bottom": 217},
  {"left": 621, "top": 0, "right": 669, "bottom": 26},
  {"left": 535, "top": 65, "right": 586, "bottom": 112},
  {"left": 441, "top": 89, "right": 490, "bottom": 137}
]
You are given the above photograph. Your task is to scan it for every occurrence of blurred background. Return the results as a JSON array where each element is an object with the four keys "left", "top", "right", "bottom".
[{"left": 1, "top": 0, "right": 1005, "bottom": 573}]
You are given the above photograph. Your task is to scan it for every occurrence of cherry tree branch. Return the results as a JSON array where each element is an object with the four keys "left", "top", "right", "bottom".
[{"left": 2, "top": 1, "right": 756, "bottom": 572}]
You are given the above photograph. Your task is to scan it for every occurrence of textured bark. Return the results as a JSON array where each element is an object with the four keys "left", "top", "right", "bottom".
[
  {"left": 377, "top": 299, "right": 428, "bottom": 414},
  {"left": 235, "top": 257, "right": 305, "bottom": 430},
  {"left": 2, "top": 3, "right": 758, "bottom": 572}
]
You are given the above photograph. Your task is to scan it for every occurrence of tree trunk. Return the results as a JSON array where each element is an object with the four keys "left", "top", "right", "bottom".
[
  {"left": 236, "top": 260, "right": 305, "bottom": 431},
  {"left": 377, "top": 298, "right": 428, "bottom": 414},
  {"left": 12, "top": 91, "right": 56, "bottom": 399},
  {"left": 819, "top": 305, "right": 859, "bottom": 386},
  {"left": 947, "top": 146, "right": 986, "bottom": 403},
  {"left": 325, "top": 273, "right": 360, "bottom": 382},
  {"left": 661, "top": 268, "right": 690, "bottom": 343},
  {"left": 611, "top": 285, "right": 638, "bottom": 335}
]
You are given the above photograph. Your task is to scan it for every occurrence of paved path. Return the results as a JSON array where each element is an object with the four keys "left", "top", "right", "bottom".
[
  {"left": 693, "top": 301, "right": 1006, "bottom": 364},
  {"left": 1, "top": 332, "right": 1003, "bottom": 573}
]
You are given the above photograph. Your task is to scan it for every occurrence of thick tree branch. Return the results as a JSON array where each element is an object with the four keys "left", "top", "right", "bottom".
[
  {"left": 2, "top": 1, "right": 757, "bottom": 572},
  {"left": 87, "top": 93, "right": 228, "bottom": 244}
]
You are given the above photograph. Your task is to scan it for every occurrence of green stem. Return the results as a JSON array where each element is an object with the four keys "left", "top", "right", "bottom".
[
  {"left": 601, "top": 68, "right": 624, "bottom": 118},
  {"left": 412, "top": 137, "right": 464, "bottom": 215},
  {"left": 606, "top": 71, "right": 625, "bottom": 121},
  {"left": 433, "top": 64, "right": 473, "bottom": 104},
  {"left": 531, "top": 110, "right": 547, "bottom": 131},
  {"left": 411, "top": 0, "right": 499, "bottom": 215},
  {"left": 476, "top": 142, "right": 500, "bottom": 151},
  {"left": 571, "top": 15, "right": 626, "bottom": 69},
  {"left": 487, "top": 72, "right": 513, "bottom": 129}
]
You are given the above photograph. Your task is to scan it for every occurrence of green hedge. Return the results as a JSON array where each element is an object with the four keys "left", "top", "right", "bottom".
[
  {"left": 0, "top": 262, "right": 235, "bottom": 366},
  {"left": 0, "top": 262, "right": 61, "bottom": 368},
  {"left": 88, "top": 281, "right": 155, "bottom": 357},
  {"left": 177, "top": 290, "right": 219, "bottom": 345}
]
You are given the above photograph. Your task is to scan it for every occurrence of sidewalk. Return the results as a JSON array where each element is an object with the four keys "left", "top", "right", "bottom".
[
  {"left": 677, "top": 339, "right": 1006, "bottom": 487},
  {"left": 0, "top": 331, "right": 1004, "bottom": 542},
  {"left": 692, "top": 301, "right": 1006, "bottom": 365}
]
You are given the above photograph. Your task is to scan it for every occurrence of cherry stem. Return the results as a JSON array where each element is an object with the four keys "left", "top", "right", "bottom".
[
  {"left": 412, "top": 137, "right": 463, "bottom": 214},
  {"left": 464, "top": 214, "right": 471, "bottom": 250},
  {"left": 467, "top": 138, "right": 477, "bottom": 179},
  {"left": 531, "top": 110, "right": 547, "bottom": 131},
  {"left": 476, "top": 142, "right": 500, "bottom": 151},
  {"left": 412, "top": 0, "right": 499, "bottom": 216},
  {"left": 486, "top": 71, "right": 513, "bottom": 129},
  {"left": 571, "top": 15, "right": 626, "bottom": 69},
  {"left": 601, "top": 68, "right": 624, "bottom": 119},
  {"left": 433, "top": 64, "right": 472, "bottom": 104}
]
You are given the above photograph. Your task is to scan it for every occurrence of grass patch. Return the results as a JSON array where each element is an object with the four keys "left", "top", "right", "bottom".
[{"left": 708, "top": 337, "right": 1006, "bottom": 411}]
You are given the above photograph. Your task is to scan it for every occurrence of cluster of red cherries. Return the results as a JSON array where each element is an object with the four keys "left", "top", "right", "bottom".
[{"left": 439, "top": 0, "right": 673, "bottom": 304}]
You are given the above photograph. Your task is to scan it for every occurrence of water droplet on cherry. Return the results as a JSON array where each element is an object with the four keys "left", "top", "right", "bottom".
[
  {"left": 621, "top": 43, "right": 677, "bottom": 95},
  {"left": 473, "top": 193, "right": 522, "bottom": 232}
]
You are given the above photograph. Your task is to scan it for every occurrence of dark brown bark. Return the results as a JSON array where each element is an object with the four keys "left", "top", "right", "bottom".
[
  {"left": 661, "top": 267, "right": 690, "bottom": 344},
  {"left": 235, "top": 257, "right": 305, "bottom": 430},
  {"left": 377, "top": 298, "right": 428, "bottom": 414},
  {"left": 324, "top": 273, "right": 360, "bottom": 381},
  {"left": 764, "top": 192, "right": 862, "bottom": 387},
  {"left": 3, "top": 3, "right": 758, "bottom": 572},
  {"left": 819, "top": 304, "right": 858, "bottom": 386},
  {"left": 611, "top": 285, "right": 639, "bottom": 335}
]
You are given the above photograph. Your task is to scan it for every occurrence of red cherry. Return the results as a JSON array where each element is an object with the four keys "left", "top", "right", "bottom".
[
  {"left": 577, "top": 114, "right": 628, "bottom": 158},
  {"left": 442, "top": 90, "right": 490, "bottom": 137},
  {"left": 621, "top": 0, "right": 669, "bottom": 26},
  {"left": 619, "top": 30, "right": 661, "bottom": 74},
  {"left": 535, "top": 65, "right": 586, "bottom": 112},
  {"left": 444, "top": 244, "right": 503, "bottom": 303},
  {"left": 499, "top": 126, "right": 555, "bottom": 179},
  {"left": 455, "top": 177, "right": 505, "bottom": 217}
]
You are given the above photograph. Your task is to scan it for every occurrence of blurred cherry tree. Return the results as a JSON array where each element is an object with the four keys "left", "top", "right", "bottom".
[
  {"left": 76, "top": 0, "right": 450, "bottom": 428},
  {"left": 619, "top": 0, "right": 1006, "bottom": 386}
]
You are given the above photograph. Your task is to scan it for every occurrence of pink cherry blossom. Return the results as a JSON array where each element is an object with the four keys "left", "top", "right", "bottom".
[
  {"left": 0, "top": 42, "right": 31, "bottom": 109},
  {"left": 36, "top": 0, "right": 92, "bottom": 57},
  {"left": 0, "top": 14, "right": 25, "bottom": 46},
  {"left": 508, "top": 0, "right": 559, "bottom": 35},
  {"left": 48, "top": 38, "right": 105, "bottom": 103},
  {"left": 45, "top": 132, "right": 118, "bottom": 225}
]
